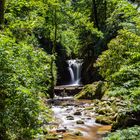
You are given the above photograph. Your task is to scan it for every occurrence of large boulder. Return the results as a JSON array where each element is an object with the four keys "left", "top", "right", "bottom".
[
  {"left": 75, "top": 81, "right": 107, "bottom": 100},
  {"left": 94, "top": 98, "right": 127, "bottom": 126},
  {"left": 112, "top": 109, "right": 140, "bottom": 131}
]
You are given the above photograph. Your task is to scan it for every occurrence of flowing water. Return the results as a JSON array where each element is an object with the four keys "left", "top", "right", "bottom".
[
  {"left": 67, "top": 59, "right": 83, "bottom": 86},
  {"left": 47, "top": 97, "right": 111, "bottom": 140},
  {"left": 47, "top": 59, "right": 111, "bottom": 139}
]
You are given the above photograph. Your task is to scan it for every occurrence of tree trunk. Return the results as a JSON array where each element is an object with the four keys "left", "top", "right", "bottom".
[
  {"left": 92, "top": 0, "right": 99, "bottom": 29},
  {"left": 50, "top": 8, "right": 57, "bottom": 99},
  {"left": 104, "top": 0, "right": 107, "bottom": 21},
  {"left": 103, "top": 0, "right": 107, "bottom": 30},
  {"left": 50, "top": 58, "right": 55, "bottom": 99},
  {"left": 0, "top": 0, "right": 5, "bottom": 27}
]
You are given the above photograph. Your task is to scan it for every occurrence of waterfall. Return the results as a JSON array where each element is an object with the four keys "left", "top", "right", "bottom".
[
  {"left": 67, "top": 59, "right": 83, "bottom": 86},
  {"left": 68, "top": 67, "right": 74, "bottom": 83}
]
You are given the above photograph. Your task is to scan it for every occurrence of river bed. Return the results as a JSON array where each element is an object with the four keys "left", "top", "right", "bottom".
[{"left": 47, "top": 97, "right": 111, "bottom": 140}]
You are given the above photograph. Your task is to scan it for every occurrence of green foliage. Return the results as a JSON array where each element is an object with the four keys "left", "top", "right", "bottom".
[
  {"left": 106, "top": 0, "right": 137, "bottom": 32},
  {"left": 95, "top": 1, "right": 140, "bottom": 121},
  {"left": 61, "top": 28, "right": 80, "bottom": 56},
  {"left": 104, "top": 126, "right": 140, "bottom": 140},
  {"left": 0, "top": 0, "right": 57, "bottom": 139},
  {"left": 94, "top": 4, "right": 140, "bottom": 134},
  {"left": 96, "top": 22, "right": 140, "bottom": 87},
  {"left": 1, "top": 0, "right": 140, "bottom": 139},
  {"left": 0, "top": 32, "right": 54, "bottom": 139},
  {"left": 5, "top": 0, "right": 48, "bottom": 45},
  {"left": 96, "top": 27, "right": 140, "bottom": 80}
]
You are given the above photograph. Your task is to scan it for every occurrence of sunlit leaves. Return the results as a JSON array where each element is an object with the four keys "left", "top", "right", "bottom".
[
  {"left": 96, "top": 1, "right": 140, "bottom": 106},
  {"left": 96, "top": 28, "right": 140, "bottom": 80},
  {"left": 0, "top": 24, "right": 54, "bottom": 140}
]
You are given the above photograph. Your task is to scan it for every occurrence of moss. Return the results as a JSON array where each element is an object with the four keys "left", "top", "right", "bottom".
[
  {"left": 112, "top": 109, "right": 140, "bottom": 131},
  {"left": 75, "top": 81, "right": 107, "bottom": 99},
  {"left": 95, "top": 115, "right": 114, "bottom": 125},
  {"left": 97, "top": 106, "right": 114, "bottom": 115},
  {"left": 46, "top": 134, "right": 59, "bottom": 140}
]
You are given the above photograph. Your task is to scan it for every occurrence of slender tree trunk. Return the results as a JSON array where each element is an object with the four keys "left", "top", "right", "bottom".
[
  {"left": 104, "top": 0, "right": 107, "bottom": 21},
  {"left": 104, "top": 0, "right": 107, "bottom": 30},
  {"left": 50, "top": 8, "right": 57, "bottom": 99},
  {"left": 53, "top": 8, "right": 57, "bottom": 54},
  {"left": 0, "top": 0, "right": 5, "bottom": 27},
  {"left": 92, "top": 0, "right": 99, "bottom": 29},
  {"left": 50, "top": 58, "right": 55, "bottom": 99}
]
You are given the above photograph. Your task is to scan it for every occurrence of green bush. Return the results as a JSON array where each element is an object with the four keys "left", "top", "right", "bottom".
[
  {"left": 0, "top": 28, "right": 55, "bottom": 140},
  {"left": 104, "top": 126, "right": 140, "bottom": 140}
]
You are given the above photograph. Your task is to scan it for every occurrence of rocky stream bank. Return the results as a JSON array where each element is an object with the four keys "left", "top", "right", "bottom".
[
  {"left": 45, "top": 97, "right": 111, "bottom": 140},
  {"left": 44, "top": 82, "right": 140, "bottom": 140}
]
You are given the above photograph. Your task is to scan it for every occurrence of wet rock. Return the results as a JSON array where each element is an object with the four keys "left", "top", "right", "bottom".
[
  {"left": 115, "top": 102, "right": 127, "bottom": 107},
  {"left": 74, "top": 104, "right": 79, "bottom": 107},
  {"left": 66, "top": 115, "right": 74, "bottom": 120},
  {"left": 73, "top": 111, "right": 82, "bottom": 115},
  {"left": 64, "top": 103, "right": 76, "bottom": 106},
  {"left": 76, "top": 120, "right": 84, "bottom": 124},
  {"left": 47, "top": 122, "right": 59, "bottom": 125},
  {"left": 58, "top": 134, "right": 63, "bottom": 139},
  {"left": 56, "top": 128, "right": 66, "bottom": 133},
  {"left": 85, "top": 106, "right": 94, "bottom": 110},
  {"left": 87, "top": 117, "right": 92, "bottom": 120},
  {"left": 73, "top": 131, "right": 83, "bottom": 136},
  {"left": 46, "top": 138, "right": 59, "bottom": 140}
]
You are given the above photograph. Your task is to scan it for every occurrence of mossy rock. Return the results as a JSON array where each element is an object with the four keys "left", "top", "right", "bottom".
[
  {"left": 66, "top": 115, "right": 74, "bottom": 120},
  {"left": 76, "top": 120, "right": 85, "bottom": 124},
  {"left": 75, "top": 81, "right": 107, "bottom": 100},
  {"left": 73, "top": 131, "right": 83, "bottom": 136},
  {"left": 112, "top": 109, "right": 140, "bottom": 131},
  {"left": 95, "top": 115, "right": 114, "bottom": 125},
  {"left": 97, "top": 106, "right": 114, "bottom": 115},
  {"left": 46, "top": 134, "right": 59, "bottom": 140}
]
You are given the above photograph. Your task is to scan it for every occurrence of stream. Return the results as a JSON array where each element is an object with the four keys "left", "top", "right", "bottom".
[
  {"left": 47, "top": 96, "right": 111, "bottom": 140},
  {"left": 46, "top": 59, "right": 111, "bottom": 140}
]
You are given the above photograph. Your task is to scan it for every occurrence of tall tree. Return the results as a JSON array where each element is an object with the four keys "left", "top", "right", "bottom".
[
  {"left": 46, "top": 0, "right": 61, "bottom": 98},
  {"left": 0, "top": 0, "right": 5, "bottom": 27},
  {"left": 92, "top": 0, "right": 99, "bottom": 29}
]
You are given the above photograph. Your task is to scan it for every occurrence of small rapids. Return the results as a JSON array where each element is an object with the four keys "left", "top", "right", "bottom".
[{"left": 47, "top": 96, "right": 111, "bottom": 140}]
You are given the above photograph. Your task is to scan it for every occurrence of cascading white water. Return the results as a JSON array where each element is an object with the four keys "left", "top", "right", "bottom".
[
  {"left": 68, "top": 67, "right": 74, "bottom": 83},
  {"left": 67, "top": 59, "right": 83, "bottom": 86}
]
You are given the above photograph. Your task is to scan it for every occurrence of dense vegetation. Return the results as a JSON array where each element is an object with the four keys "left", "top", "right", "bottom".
[
  {"left": 0, "top": 0, "right": 140, "bottom": 139},
  {"left": 104, "top": 126, "right": 140, "bottom": 140},
  {"left": 0, "top": 0, "right": 56, "bottom": 139}
]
